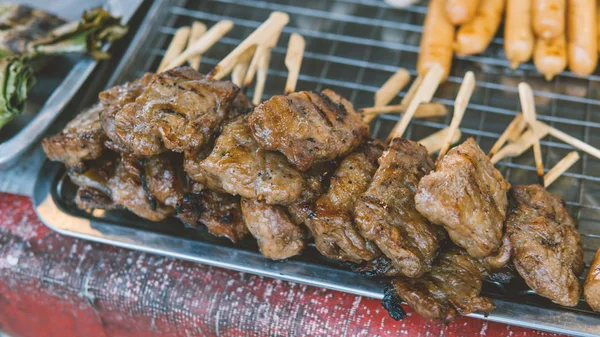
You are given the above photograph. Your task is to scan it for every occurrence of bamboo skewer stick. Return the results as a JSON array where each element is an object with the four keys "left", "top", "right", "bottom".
[
  {"left": 284, "top": 33, "right": 305, "bottom": 94},
  {"left": 231, "top": 45, "right": 256, "bottom": 87},
  {"left": 519, "top": 83, "right": 545, "bottom": 184},
  {"left": 253, "top": 49, "right": 271, "bottom": 105},
  {"left": 187, "top": 22, "right": 207, "bottom": 70},
  {"left": 490, "top": 123, "right": 550, "bottom": 164},
  {"left": 387, "top": 64, "right": 444, "bottom": 141},
  {"left": 544, "top": 151, "right": 580, "bottom": 188},
  {"left": 211, "top": 12, "right": 289, "bottom": 80},
  {"left": 419, "top": 128, "right": 463, "bottom": 154},
  {"left": 157, "top": 27, "right": 191, "bottom": 72},
  {"left": 244, "top": 29, "right": 283, "bottom": 87},
  {"left": 375, "top": 68, "right": 410, "bottom": 108},
  {"left": 166, "top": 20, "right": 234, "bottom": 71},
  {"left": 543, "top": 122, "right": 600, "bottom": 160},
  {"left": 401, "top": 75, "right": 423, "bottom": 106},
  {"left": 438, "top": 71, "right": 475, "bottom": 160},
  {"left": 488, "top": 113, "right": 526, "bottom": 157},
  {"left": 361, "top": 102, "right": 448, "bottom": 119}
]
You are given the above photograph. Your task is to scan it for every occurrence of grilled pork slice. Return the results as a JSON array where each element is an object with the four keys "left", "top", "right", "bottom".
[
  {"left": 185, "top": 115, "right": 304, "bottom": 206},
  {"left": 249, "top": 89, "right": 369, "bottom": 171},
  {"left": 241, "top": 198, "right": 306, "bottom": 259},
  {"left": 305, "top": 139, "right": 384, "bottom": 263},
  {"left": 42, "top": 104, "right": 106, "bottom": 172},
  {"left": 141, "top": 153, "right": 186, "bottom": 209},
  {"left": 354, "top": 139, "right": 440, "bottom": 278},
  {"left": 507, "top": 184, "right": 584, "bottom": 306},
  {"left": 108, "top": 154, "right": 173, "bottom": 221},
  {"left": 383, "top": 248, "right": 495, "bottom": 323},
  {"left": 112, "top": 67, "right": 239, "bottom": 156},
  {"left": 415, "top": 138, "right": 511, "bottom": 258},
  {"left": 177, "top": 189, "right": 248, "bottom": 243},
  {"left": 74, "top": 187, "right": 117, "bottom": 210},
  {"left": 99, "top": 73, "right": 154, "bottom": 152}
]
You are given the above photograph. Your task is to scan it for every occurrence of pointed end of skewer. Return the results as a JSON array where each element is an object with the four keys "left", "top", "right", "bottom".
[{"left": 537, "top": 174, "right": 545, "bottom": 187}]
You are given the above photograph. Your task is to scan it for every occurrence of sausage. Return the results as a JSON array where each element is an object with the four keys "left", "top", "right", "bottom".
[
  {"left": 532, "top": 0, "right": 566, "bottom": 39},
  {"left": 534, "top": 35, "right": 567, "bottom": 80},
  {"left": 445, "top": 0, "right": 480, "bottom": 25},
  {"left": 567, "top": 0, "right": 598, "bottom": 75},
  {"left": 417, "top": 0, "right": 455, "bottom": 80},
  {"left": 584, "top": 248, "right": 600, "bottom": 312},
  {"left": 454, "top": 0, "right": 506, "bottom": 56},
  {"left": 504, "top": 0, "right": 534, "bottom": 69}
]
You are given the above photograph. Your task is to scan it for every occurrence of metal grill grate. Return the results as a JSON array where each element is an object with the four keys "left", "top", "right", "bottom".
[{"left": 108, "top": 0, "right": 600, "bottom": 319}]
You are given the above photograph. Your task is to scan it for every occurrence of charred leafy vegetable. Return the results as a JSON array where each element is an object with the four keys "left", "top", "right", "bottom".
[{"left": 0, "top": 56, "right": 35, "bottom": 129}]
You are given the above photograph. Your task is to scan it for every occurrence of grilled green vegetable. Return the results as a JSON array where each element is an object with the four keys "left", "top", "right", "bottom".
[
  {"left": 0, "top": 4, "right": 128, "bottom": 130},
  {"left": 0, "top": 56, "right": 35, "bottom": 129}
]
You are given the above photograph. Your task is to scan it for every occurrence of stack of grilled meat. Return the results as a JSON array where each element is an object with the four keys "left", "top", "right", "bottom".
[{"left": 43, "top": 66, "right": 585, "bottom": 323}]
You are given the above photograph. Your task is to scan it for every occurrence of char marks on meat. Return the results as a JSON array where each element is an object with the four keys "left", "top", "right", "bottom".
[
  {"left": 305, "top": 139, "right": 384, "bottom": 263},
  {"left": 354, "top": 138, "right": 440, "bottom": 278},
  {"left": 506, "top": 184, "right": 584, "bottom": 306},
  {"left": 185, "top": 115, "right": 304, "bottom": 206},
  {"left": 249, "top": 89, "right": 369, "bottom": 171},
  {"left": 415, "top": 138, "right": 511, "bottom": 258},
  {"left": 142, "top": 153, "right": 185, "bottom": 208},
  {"left": 99, "top": 73, "right": 154, "bottom": 152},
  {"left": 108, "top": 154, "right": 173, "bottom": 221},
  {"left": 42, "top": 104, "right": 106, "bottom": 172},
  {"left": 177, "top": 189, "right": 248, "bottom": 243},
  {"left": 74, "top": 187, "right": 117, "bottom": 210},
  {"left": 113, "top": 67, "right": 240, "bottom": 156},
  {"left": 384, "top": 248, "right": 495, "bottom": 323},
  {"left": 241, "top": 198, "right": 306, "bottom": 259}
]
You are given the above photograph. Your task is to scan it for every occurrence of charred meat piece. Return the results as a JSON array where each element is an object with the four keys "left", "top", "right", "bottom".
[
  {"left": 108, "top": 154, "right": 173, "bottom": 221},
  {"left": 185, "top": 115, "right": 304, "bottom": 206},
  {"left": 415, "top": 138, "right": 511, "bottom": 258},
  {"left": 74, "top": 187, "right": 118, "bottom": 210},
  {"left": 305, "top": 139, "right": 385, "bottom": 263},
  {"left": 229, "top": 91, "right": 254, "bottom": 120},
  {"left": 241, "top": 198, "right": 306, "bottom": 259},
  {"left": 177, "top": 189, "right": 248, "bottom": 243},
  {"left": 585, "top": 249, "right": 600, "bottom": 312},
  {"left": 384, "top": 248, "right": 495, "bottom": 323},
  {"left": 352, "top": 256, "right": 402, "bottom": 277},
  {"left": 42, "top": 104, "right": 106, "bottom": 172},
  {"left": 507, "top": 184, "right": 584, "bottom": 306},
  {"left": 113, "top": 67, "right": 239, "bottom": 156},
  {"left": 142, "top": 153, "right": 185, "bottom": 209},
  {"left": 249, "top": 89, "right": 369, "bottom": 171},
  {"left": 287, "top": 160, "right": 338, "bottom": 226},
  {"left": 99, "top": 73, "right": 153, "bottom": 153},
  {"left": 354, "top": 139, "right": 440, "bottom": 278}
]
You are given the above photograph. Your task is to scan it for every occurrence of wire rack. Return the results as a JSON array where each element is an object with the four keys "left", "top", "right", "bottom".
[{"left": 89, "top": 0, "right": 600, "bottom": 325}]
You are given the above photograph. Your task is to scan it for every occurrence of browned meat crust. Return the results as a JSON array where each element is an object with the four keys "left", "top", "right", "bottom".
[
  {"left": 42, "top": 104, "right": 106, "bottom": 172},
  {"left": 584, "top": 249, "right": 600, "bottom": 312},
  {"left": 241, "top": 198, "right": 306, "bottom": 259},
  {"left": 142, "top": 153, "right": 185, "bottom": 209},
  {"left": 99, "top": 73, "right": 154, "bottom": 153},
  {"left": 384, "top": 248, "right": 495, "bottom": 323},
  {"left": 415, "top": 138, "right": 510, "bottom": 258},
  {"left": 108, "top": 154, "right": 173, "bottom": 221},
  {"left": 185, "top": 115, "right": 304, "bottom": 206},
  {"left": 305, "top": 139, "right": 384, "bottom": 263},
  {"left": 111, "top": 67, "right": 239, "bottom": 156},
  {"left": 507, "top": 184, "right": 584, "bottom": 306},
  {"left": 249, "top": 89, "right": 369, "bottom": 171},
  {"left": 176, "top": 189, "right": 248, "bottom": 243},
  {"left": 354, "top": 138, "right": 440, "bottom": 278},
  {"left": 74, "top": 187, "right": 118, "bottom": 210}
]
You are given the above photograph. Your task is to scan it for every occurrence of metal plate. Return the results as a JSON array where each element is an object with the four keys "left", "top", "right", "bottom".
[
  {"left": 0, "top": 0, "right": 143, "bottom": 169},
  {"left": 33, "top": 0, "right": 600, "bottom": 335}
]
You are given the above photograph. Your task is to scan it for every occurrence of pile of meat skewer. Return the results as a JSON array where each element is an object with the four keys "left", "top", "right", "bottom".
[{"left": 42, "top": 12, "right": 600, "bottom": 324}]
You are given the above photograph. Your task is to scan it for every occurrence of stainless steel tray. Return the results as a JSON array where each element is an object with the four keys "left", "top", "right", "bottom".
[
  {"left": 33, "top": 0, "right": 600, "bottom": 335},
  {"left": 0, "top": 0, "right": 143, "bottom": 169}
]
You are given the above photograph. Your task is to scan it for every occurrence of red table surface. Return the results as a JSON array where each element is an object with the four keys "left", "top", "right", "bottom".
[{"left": 0, "top": 192, "right": 563, "bottom": 337}]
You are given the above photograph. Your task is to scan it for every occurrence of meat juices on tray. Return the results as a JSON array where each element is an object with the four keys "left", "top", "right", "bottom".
[
  {"left": 507, "top": 184, "right": 584, "bottom": 306},
  {"left": 249, "top": 89, "right": 369, "bottom": 171},
  {"left": 112, "top": 67, "right": 240, "bottom": 156},
  {"left": 415, "top": 138, "right": 511, "bottom": 258},
  {"left": 305, "top": 139, "right": 384, "bottom": 263},
  {"left": 354, "top": 138, "right": 441, "bottom": 278},
  {"left": 185, "top": 115, "right": 304, "bottom": 206}
]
